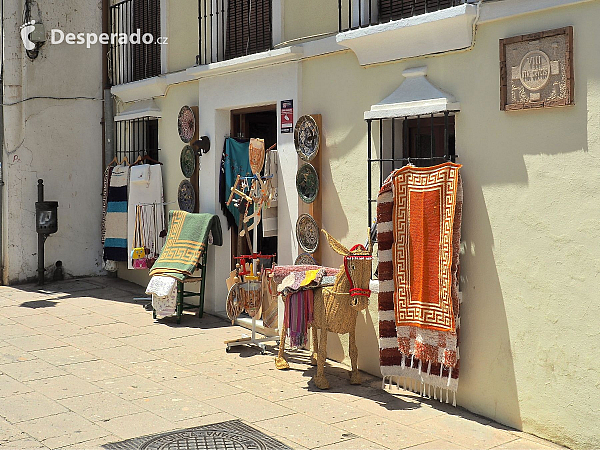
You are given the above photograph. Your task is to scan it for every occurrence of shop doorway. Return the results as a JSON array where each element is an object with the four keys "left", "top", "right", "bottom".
[{"left": 229, "top": 106, "right": 278, "bottom": 269}]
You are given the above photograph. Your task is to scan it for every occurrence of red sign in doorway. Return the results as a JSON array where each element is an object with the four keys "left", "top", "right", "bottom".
[{"left": 281, "top": 100, "right": 293, "bottom": 133}]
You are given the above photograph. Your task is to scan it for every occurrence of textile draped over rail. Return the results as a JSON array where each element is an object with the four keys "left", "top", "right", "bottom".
[
  {"left": 378, "top": 162, "right": 463, "bottom": 404},
  {"left": 149, "top": 211, "right": 223, "bottom": 281},
  {"left": 219, "top": 138, "right": 253, "bottom": 228}
]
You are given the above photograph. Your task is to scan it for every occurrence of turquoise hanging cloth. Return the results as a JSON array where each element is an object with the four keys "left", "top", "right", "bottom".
[{"left": 223, "top": 138, "right": 253, "bottom": 228}]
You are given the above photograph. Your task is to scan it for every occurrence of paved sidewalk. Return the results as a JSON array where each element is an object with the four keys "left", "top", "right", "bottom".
[{"left": 0, "top": 277, "right": 565, "bottom": 450}]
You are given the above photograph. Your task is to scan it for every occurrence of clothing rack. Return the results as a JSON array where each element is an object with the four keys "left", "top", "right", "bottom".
[
  {"left": 135, "top": 201, "right": 176, "bottom": 207},
  {"left": 132, "top": 201, "right": 172, "bottom": 306}
]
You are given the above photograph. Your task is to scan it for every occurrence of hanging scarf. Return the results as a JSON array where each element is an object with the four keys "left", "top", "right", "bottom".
[{"left": 284, "top": 290, "right": 314, "bottom": 348}]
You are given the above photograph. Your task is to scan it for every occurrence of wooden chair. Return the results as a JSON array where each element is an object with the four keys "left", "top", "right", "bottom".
[{"left": 152, "top": 250, "right": 208, "bottom": 324}]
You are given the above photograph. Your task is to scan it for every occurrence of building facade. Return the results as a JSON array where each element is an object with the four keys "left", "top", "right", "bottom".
[{"left": 2, "top": 0, "right": 598, "bottom": 448}]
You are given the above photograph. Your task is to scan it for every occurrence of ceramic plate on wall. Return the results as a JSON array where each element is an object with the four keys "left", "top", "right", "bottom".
[
  {"left": 178, "top": 179, "right": 196, "bottom": 212},
  {"left": 178, "top": 106, "right": 196, "bottom": 143},
  {"left": 296, "top": 214, "right": 319, "bottom": 253},
  {"left": 295, "top": 252, "right": 317, "bottom": 265},
  {"left": 180, "top": 145, "right": 196, "bottom": 178},
  {"left": 296, "top": 163, "right": 319, "bottom": 204},
  {"left": 294, "top": 115, "right": 320, "bottom": 162}
]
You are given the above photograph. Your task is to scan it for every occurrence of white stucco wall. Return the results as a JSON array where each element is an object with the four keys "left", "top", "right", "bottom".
[{"left": 2, "top": 0, "right": 104, "bottom": 284}]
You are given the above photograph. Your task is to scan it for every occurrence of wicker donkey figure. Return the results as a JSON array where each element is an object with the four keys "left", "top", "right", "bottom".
[{"left": 276, "top": 229, "right": 373, "bottom": 389}]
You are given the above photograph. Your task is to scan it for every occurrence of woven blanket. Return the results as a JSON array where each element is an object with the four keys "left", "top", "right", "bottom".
[
  {"left": 272, "top": 265, "right": 340, "bottom": 286},
  {"left": 277, "top": 268, "right": 328, "bottom": 296},
  {"left": 149, "top": 211, "right": 223, "bottom": 281},
  {"left": 103, "top": 165, "right": 129, "bottom": 262},
  {"left": 101, "top": 166, "right": 113, "bottom": 246},
  {"left": 378, "top": 162, "right": 462, "bottom": 404}
]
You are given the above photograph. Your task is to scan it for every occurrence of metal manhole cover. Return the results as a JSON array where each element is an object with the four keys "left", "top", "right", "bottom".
[{"left": 102, "top": 420, "right": 292, "bottom": 450}]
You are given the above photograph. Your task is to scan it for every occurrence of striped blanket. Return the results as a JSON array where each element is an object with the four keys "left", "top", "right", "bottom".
[
  {"left": 378, "top": 162, "right": 463, "bottom": 405},
  {"left": 103, "top": 165, "right": 129, "bottom": 262}
]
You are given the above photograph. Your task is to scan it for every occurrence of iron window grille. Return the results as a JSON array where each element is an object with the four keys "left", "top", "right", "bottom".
[
  {"left": 109, "top": 0, "right": 161, "bottom": 85},
  {"left": 339, "top": 0, "right": 466, "bottom": 32},
  {"left": 366, "top": 112, "right": 456, "bottom": 228},
  {"left": 115, "top": 118, "right": 160, "bottom": 163},
  {"left": 197, "top": 0, "right": 273, "bottom": 65}
]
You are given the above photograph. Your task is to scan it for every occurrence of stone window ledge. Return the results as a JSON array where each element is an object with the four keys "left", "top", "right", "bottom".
[{"left": 336, "top": 4, "right": 478, "bottom": 66}]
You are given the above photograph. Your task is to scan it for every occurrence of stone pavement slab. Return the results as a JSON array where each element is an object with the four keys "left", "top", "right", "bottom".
[
  {"left": 0, "top": 391, "right": 67, "bottom": 423},
  {"left": 22, "top": 374, "right": 101, "bottom": 400},
  {"left": 57, "top": 392, "right": 145, "bottom": 422},
  {"left": 0, "top": 359, "right": 68, "bottom": 382},
  {"left": 0, "top": 278, "right": 566, "bottom": 450}
]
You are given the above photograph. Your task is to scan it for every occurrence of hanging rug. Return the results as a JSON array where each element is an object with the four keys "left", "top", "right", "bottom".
[{"left": 378, "top": 162, "right": 463, "bottom": 403}]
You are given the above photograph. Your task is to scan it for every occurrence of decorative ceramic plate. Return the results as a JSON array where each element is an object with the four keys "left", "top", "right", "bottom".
[
  {"left": 294, "top": 115, "right": 320, "bottom": 162},
  {"left": 249, "top": 138, "right": 265, "bottom": 175},
  {"left": 296, "top": 214, "right": 319, "bottom": 253},
  {"left": 295, "top": 252, "right": 317, "bottom": 265},
  {"left": 177, "top": 179, "right": 196, "bottom": 212},
  {"left": 296, "top": 163, "right": 319, "bottom": 204},
  {"left": 180, "top": 145, "right": 196, "bottom": 178},
  {"left": 178, "top": 106, "right": 196, "bottom": 143}
]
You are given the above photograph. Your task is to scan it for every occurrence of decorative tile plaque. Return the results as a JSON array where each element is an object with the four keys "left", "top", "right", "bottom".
[{"left": 500, "top": 27, "right": 573, "bottom": 110}]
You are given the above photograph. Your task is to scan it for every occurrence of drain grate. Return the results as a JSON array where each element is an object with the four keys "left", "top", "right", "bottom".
[{"left": 102, "top": 420, "right": 293, "bottom": 450}]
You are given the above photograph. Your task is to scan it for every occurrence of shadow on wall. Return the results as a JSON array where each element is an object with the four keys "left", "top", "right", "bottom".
[
  {"left": 459, "top": 180, "right": 523, "bottom": 430},
  {"left": 456, "top": 75, "right": 589, "bottom": 432}
]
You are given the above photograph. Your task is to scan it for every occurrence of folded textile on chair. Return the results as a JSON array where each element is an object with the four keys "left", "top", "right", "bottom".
[
  {"left": 146, "top": 276, "right": 177, "bottom": 317},
  {"left": 149, "top": 211, "right": 223, "bottom": 281},
  {"left": 378, "top": 162, "right": 463, "bottom": 404}
]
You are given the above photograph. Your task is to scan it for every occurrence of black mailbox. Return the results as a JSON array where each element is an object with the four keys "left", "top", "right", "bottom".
[{"left": 35, "top": 201, "right": 58, "bottom": 234}]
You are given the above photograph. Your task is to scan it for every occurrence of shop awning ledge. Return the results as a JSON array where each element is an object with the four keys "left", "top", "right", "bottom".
[
  {"left": 364, "top": 66, "right": 460, "bottom": 120},
  {"left": 114, "top": 99, "right": 162, "bottom": 122}
]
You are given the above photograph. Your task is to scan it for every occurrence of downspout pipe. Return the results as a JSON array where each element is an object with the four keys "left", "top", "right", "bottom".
[{"left": 0, "top": 0, "right": 5, "bottom": 284}]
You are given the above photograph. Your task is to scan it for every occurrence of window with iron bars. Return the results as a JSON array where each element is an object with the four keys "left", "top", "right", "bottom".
[
  {"left": 367, "top": 112, "right": 456, "bottom": 227},
  {"left": 197, "top": 0, "right": 273, "bottom": 65},
  {"left": 339, "top": 0, "right": 467, "bottom": 32},
  {"left": 109, "top": 0, "right": 162, "bottom": 85},
  {"left": 115, "top": 118, "right": 160, "bottom": 163}
]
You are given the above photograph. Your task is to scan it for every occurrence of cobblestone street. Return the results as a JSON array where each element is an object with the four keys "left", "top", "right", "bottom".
[{"left": 0, "top": 278, "right": 564, "bottom": 449}]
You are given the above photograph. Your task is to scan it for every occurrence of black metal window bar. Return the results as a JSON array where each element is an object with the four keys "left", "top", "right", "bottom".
[
  {"left": 339, "top": 0, "right": 466, "bottom": 32},
  {"left": 197, "top": 0, "right": 272, "bottom": 65},
  {"left": 109, "top": 0, "right": 162, "bottom": 85},
  {"left": 115, "top": 118, "right": 160, "bottom": 163},
  {"left": 366, "top": 112, "right": 456, "bottom": 227}
]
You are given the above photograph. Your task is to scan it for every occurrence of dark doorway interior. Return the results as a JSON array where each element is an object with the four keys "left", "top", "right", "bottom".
[{"left": 230, "top": 106, "right": 277, "bottom": 269}]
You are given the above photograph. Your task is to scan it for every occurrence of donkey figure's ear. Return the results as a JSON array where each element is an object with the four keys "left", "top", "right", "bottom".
[{"left": 322, "top": 229, "right": 350, "bottom": 256}]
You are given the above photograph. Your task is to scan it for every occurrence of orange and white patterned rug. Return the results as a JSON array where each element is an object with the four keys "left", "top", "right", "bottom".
[{"left": 378, "top": 162, "right": 462, "bottom": 403}]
